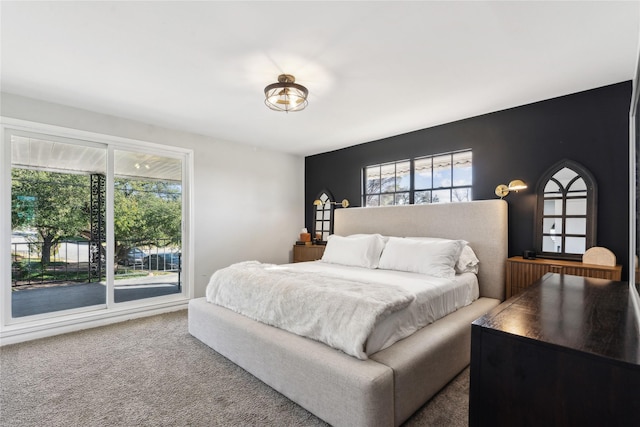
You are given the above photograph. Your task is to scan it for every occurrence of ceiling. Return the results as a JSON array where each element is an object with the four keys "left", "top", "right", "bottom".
[
  {"left": 1, "top": 1, "right": 639, "bottom": 157},
  {"left": 11, "top": 135, "right": 183, "bottom": 181}
]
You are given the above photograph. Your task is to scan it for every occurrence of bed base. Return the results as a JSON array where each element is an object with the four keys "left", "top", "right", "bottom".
[
  {"left": 189, "top": 296, "right": 500, "bottom": 427},
  {"left": 190, "top": 200, "right": 508, "bottom": 425}
]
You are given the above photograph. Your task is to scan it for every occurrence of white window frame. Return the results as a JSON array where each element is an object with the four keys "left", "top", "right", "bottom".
[{"left": 0, "top": 117, "right": 194, "bottom": 344}]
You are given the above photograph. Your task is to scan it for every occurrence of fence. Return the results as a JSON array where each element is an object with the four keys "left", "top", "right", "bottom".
[{"left": 10, "top": 238, "right": 181, "bottom": 288}]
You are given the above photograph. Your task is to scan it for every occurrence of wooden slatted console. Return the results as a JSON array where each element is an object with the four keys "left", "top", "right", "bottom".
[{"left": 506, "top": 255, "right": 621, "bottom": 298}]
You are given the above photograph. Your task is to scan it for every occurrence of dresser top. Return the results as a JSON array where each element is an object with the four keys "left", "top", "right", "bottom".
[{"left": 473, "top": 273, "right": 640, "bottom": 365}]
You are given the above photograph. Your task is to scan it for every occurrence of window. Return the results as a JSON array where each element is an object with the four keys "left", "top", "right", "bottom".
[
  {"left": 363, "top": 150, "right": 472, "bottom": 206},
  {"left": 113, "top": 149, "right": 183, "bottom": 303},
  {"left": 10, "top": 135, "right": 108, "bottom": 317},
  {"left": 535, "top": 160, "right": 597, "bottom": 260},
  {"left": 364, "top": 160, "right": 410, "bottom": 207},
  {"left": 3, "top": 125, "right": 191, "bottom": 327}
]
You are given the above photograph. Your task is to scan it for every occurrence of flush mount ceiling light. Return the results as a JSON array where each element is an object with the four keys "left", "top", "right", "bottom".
[{"left": 264, "top": 74, "right": 308, "bottom": 112}]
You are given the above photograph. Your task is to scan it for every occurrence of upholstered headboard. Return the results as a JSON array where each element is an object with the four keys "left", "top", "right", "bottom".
[{"left": 334, "top": 200, "right": 508, "bottom": 301}]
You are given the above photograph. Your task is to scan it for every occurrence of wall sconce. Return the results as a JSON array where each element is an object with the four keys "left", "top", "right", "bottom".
[
  {"left": 495, "top": 179, "right": 527, "bottom": 199},
  {"left": 313, "top": 198, "right": 350, "bottom": 208}
]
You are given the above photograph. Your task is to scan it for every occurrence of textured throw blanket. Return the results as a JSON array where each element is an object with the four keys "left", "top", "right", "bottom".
[{"left": 206, "top": 261, "right": 416, "bottom": 359}]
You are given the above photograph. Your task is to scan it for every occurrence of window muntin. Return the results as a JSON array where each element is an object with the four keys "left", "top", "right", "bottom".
[{"left": 363, "top": 150, "right": 472, "bottom": 207}]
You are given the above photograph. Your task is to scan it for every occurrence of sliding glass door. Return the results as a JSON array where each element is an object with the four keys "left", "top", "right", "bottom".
[
  {"left": 5, "top": 128, "right": 188, "bottom": 323},
  {"left": 10, "top": 134, "right": 107, "bottom": 317},
  {"left": 113, "top": 149, "right": 182, "bottom": 303}
]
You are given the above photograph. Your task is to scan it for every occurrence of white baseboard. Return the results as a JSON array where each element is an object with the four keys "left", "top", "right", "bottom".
[{"left": 0, "top": 299, "right": 188, "bottom": 346}]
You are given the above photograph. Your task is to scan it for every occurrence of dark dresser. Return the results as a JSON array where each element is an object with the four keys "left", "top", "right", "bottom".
[{"left": 470, "top": 273, "right": 640, "bottom": 426}]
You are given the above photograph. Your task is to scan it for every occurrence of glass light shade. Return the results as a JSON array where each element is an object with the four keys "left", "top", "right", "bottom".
[
  {"left": 264, "top": 74, "right": 308, "bottom": 112},
  {"left": 508, "top": 179, "right": 527, "bottom": 191}
]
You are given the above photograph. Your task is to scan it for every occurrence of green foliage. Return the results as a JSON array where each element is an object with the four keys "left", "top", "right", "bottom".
[
  {"left": 114, "top": 179, "right": 182, "bottom": 245},
  {"left": 12, "top": 169, "right": 182, "bottom": 265},
  {"left": 12, "top": 259, "right": 34, "bottom": 280},
  {"left": 12, "top": 169, "right": 90, "bottom": 264},
  {"left": 12, "top": 169, "right": 90, "bottom": 236}
]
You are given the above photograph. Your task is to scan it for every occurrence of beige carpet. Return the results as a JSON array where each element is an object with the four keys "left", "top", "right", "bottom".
[{"left": 0, "top": 310, "right": 469, "bottom": 426}]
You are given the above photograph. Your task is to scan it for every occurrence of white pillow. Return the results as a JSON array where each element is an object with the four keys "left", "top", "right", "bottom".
[
  {"left": 348, "top": 233, "right": 390, "bottom": 244},
  {"left": 320, "top": 234, "right": 386, "bottom": 269},
  {"left": 378, "top": 237, "right": 464, "bottom": 278},
  {"left": 456, "top": 245, "right": 480, "bottom": 274},
  {"left": 406, "top": 237, "right": 480, "bottom": 274}
]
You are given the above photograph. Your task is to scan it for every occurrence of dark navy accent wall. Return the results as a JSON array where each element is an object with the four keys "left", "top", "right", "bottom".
[{"left": 305, "top": 81, "right": 631, "bottom": 278}]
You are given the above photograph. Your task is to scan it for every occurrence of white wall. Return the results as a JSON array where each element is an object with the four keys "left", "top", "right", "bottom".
[{"left": 1, "top": 93, "right": 305, "bottom": 298}]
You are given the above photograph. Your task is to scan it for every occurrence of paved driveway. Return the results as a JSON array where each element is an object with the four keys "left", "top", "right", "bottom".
[{"left": 11, "top": 273, "right": 181, "bottom": 317}]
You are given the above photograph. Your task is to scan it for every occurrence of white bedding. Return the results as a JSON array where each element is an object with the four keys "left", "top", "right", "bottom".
[
  {"left": 206, "top": 260, "right": 478, "bottom": 358},
  {"left": 206, "top": 261, "right": 416, "bottom": 359},
  {"left": 286, "top": 261, "right": 479, "bottom": 354}
]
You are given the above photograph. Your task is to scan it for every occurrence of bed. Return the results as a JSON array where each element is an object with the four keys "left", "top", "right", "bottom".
[{"left": 189, "top": 200, "right": 507, "bottom": 426}]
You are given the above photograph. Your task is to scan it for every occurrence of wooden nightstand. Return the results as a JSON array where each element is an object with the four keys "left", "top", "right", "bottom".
[
  {"left": 505, "top": 256, "right": 622, "bottom": 298},
  {"left": 293, "top": 244, "right": 325, "bottom": 263}
]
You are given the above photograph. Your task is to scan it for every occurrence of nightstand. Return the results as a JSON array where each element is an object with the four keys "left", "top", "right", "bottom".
[
  {"left": 505, "top": 256, "right": 622, "bottom": 298},
  {"left": 292, "top": 244, "right": 325, "bottom": 262}
]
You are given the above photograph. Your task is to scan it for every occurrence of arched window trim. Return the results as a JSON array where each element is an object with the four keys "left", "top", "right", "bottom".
[{"left": 534, "top": 159, "right": 598, "bottom": 261}]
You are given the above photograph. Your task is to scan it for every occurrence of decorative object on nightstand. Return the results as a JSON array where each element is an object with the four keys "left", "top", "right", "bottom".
[
  {"left": 505, "top": 255, "right": 622, "bottom": 298},
  {"left": 582, "top": 246, "right": 616, "bottom": 266},
  {"left": 299, "top": 227, "right": 311, "bottom": 243}
]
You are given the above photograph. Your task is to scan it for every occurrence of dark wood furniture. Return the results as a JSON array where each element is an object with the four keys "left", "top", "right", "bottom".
[
  {"left": 470, "top": 273, "right": 640, "bottom": 427},
  {"left": 292, "top": 244, "right": 325, "bottom": 263},
  {"left": 506, "top": 256, "right": 622, "bottom": 298}
]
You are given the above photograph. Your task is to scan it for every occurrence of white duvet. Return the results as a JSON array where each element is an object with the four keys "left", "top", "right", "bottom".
[{"left": 206, "top": 260, "right": 478, "bottom": 359}]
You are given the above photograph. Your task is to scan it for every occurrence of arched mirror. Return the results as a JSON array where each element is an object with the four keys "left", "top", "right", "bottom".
[
  {"left": 535, "top": 160, "right": 597, "bottom": 260},
  {"left": 313, "top": 190, "right": 334, "bottom": 241}
]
